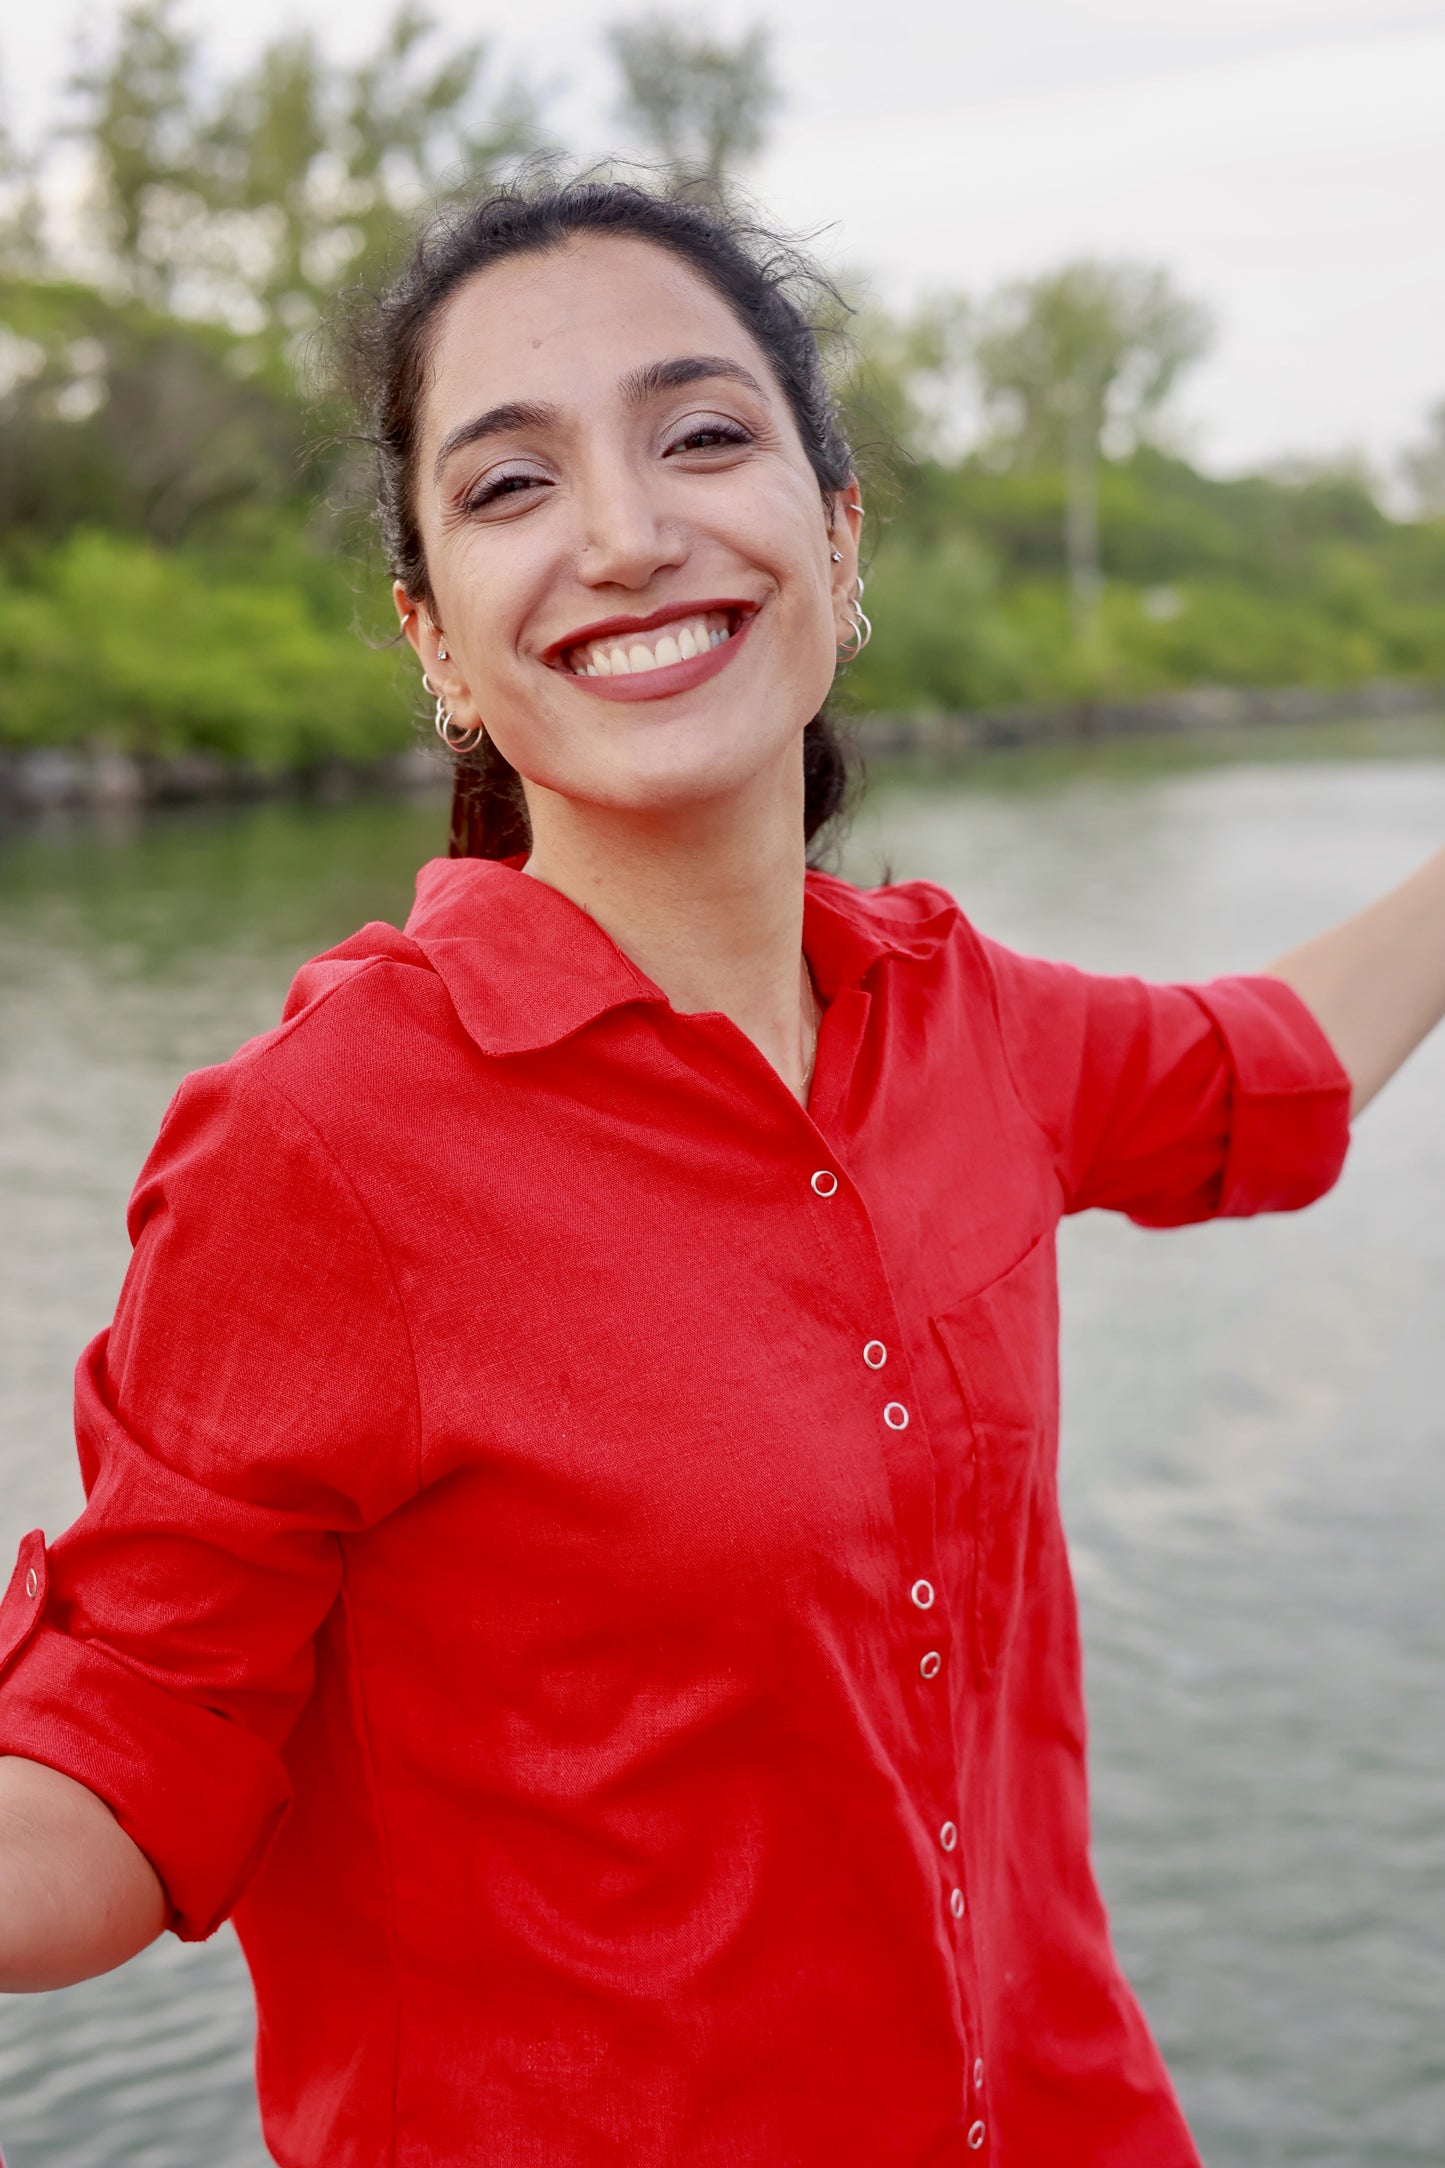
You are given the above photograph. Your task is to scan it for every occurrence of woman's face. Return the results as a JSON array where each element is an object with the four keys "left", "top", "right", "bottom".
[{"left": 397, "top": 234, "right": 860, "bottom": 829}]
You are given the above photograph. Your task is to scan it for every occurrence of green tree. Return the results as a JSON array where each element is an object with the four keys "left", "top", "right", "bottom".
[
  {"left": 64, "top": 3, "right": 539, "bottom": 355},
  {"left": 207, "top": 5, "right": 538, "bottom": 354},
  {"left": 973, "top": 260, "right": 1212, "bottom": 644},
  {"left": 841, "top": 296, "right": 973, "bottom": 478},
  {"left": 606, "top": 15, "right": 780, "bottom": 198},
  {"left": 0, "top": 72, "right": 47, "bottom": 277},
  {"left": 0, "top": 283, "right": 314, "bottom": 550},
  {"left": 67, "top": 0, "right": 210, "bottom": 308},
  {"left": 1401, "top": 399, "right": 1445, "bottom": 519}
]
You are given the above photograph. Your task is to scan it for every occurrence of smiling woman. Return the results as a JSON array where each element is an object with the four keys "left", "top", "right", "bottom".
[
  {"left": 345, "top": 182, "right": 862, "bottom": 890},
  {"left": 0, "top": 174, "right": 1442, "bottom": 2168}
]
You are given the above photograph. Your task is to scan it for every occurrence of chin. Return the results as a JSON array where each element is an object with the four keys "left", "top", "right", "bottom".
[{"left": 537, "top": 717, "right": 801, "bottom": 811}]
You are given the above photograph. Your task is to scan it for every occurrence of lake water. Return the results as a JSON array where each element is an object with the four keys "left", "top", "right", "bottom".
[{"left": 2, "top": 724, "right": 1444, "bottom": 2166}]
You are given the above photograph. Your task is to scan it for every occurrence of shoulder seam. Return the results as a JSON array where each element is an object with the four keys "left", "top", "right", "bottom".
[
  {"left": 957, "top": 918, "right": 1072, "bottom": 1177},
  {"left": 233, "top": 954, "right": 415, "bottom": 1070}
]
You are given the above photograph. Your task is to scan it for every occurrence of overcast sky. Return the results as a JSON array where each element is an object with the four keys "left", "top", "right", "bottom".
[{"left": 7, "top": 0, "right": 1444, "bottom": 479}]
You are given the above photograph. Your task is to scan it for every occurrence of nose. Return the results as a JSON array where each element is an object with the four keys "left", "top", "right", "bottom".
[{"left": 573, "top": 451, "right": 687, "bottom": 592}]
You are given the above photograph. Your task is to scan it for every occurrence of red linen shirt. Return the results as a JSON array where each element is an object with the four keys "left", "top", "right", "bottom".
[{"left": 0, "top": 859, "right": 1350, "bottom": 2168}]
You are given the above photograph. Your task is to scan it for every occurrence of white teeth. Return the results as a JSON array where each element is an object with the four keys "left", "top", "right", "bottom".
[{"left": 572, "top": 612, "right": 738, "bottom": 676}]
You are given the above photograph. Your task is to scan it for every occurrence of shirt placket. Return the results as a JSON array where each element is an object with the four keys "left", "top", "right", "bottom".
[{"left": 802, "top": 1134, "right": 992, "bottom": 2156}]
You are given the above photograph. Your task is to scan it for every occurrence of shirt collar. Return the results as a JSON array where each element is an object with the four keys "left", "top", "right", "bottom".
[
  {"left": 403, "top": 856, "right": 958, "bottom": 1059},
  {"left": 801, "top": 867, "right": 959, "bottom": 997}
]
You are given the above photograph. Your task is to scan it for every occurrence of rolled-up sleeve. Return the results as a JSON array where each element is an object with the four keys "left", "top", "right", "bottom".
[
  {"left": 980, "top": 937, "right": 1352, "bottom": 1227},
  {"left": 0, "top": 1058, "right": 420, "bottom": 1940}
]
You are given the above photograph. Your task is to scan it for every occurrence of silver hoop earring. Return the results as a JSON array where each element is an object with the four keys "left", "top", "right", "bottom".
[
  {"left": 837, "top": 576, "right": 873, "bottom": 663},
  {"left": 435, "top": 699, "right": 486, "bottom": 755}
]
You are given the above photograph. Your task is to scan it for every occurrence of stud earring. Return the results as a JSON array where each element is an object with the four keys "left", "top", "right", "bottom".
[{"left": 831, "top": 549, "right": 843, "bottom": 563}]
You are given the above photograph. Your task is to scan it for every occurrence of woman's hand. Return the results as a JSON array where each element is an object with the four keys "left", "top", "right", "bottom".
[
  {"left": 0, "top": 1755, "right": 164, "bottom": 1991},
  {"left": 1264, "top": 845, "right": 1445, "bottom": 1117}
]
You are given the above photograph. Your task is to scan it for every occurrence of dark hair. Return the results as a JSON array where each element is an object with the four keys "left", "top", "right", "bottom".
[{"left": 341, "top": 174, "right": 863, "bottom": 862}]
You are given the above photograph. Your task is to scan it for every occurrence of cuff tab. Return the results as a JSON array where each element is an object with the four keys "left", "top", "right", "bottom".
[{"left": 0, "top": 1533, "right": 48, "bottom": 1675}]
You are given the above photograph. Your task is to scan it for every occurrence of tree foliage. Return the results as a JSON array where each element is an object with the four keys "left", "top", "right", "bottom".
[
  {"left": 66, "top": 0, "right": 207, "bottom": 307},
  {"left": 1401, "top": 399, "right": 1445, "bottom": 520},
  {"left": 0, "top": 281, "right": 314, "bottom": 551},
  {"left": 971, "top": 260, "right": 1213, "bottom": 472},
  {"left": 205, "top": 4, "right": 538, "bottom": 349},
  {"left": 64, "top": 0, "right": 539, "bottom": 353},
  {"left": 0, "top": 9, "right": 1442, "bottom": 765},
  {"left": 606, "top": 15, "right": 779, "bottom": 196}
]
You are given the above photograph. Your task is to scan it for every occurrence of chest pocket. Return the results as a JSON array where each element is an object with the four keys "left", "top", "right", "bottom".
[{"left": 931, "top": 1232, "right": 1058, "bottom": 1683}]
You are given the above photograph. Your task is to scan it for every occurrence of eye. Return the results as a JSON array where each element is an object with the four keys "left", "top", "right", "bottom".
[
  {"left": 460, "top": 465, "right": 551, "bottom": 515},
  {"left": 665, "top": 416, "right": 754, "bottom": 457}
]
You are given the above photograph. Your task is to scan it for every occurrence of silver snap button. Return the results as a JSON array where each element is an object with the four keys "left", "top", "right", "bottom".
[
  {"left": 810, "top": 1169, "right": 838, "bottom": 1197},
  {"left": 863, "top": 1340, "right": 887, "bottom": 1369},
  {"left": 919, "top": 1650, "right": 942, "bottom": 1679},
  {"left": 910, "top": 1578, "right": 935, "bottom": 1610},
  {"left": 24, "top": 1567, "right": 38, "bottom": 1600},
  {"left": 883, "top": 1401, "right": 909, "bottom": 1430},
  {"left": 974, "top": 2058, "right": 984, "bottom": 2087},
  {"left": 939, "top": 1820, "right": 957, "bottom": 1851},
  {"left": 950, "top": 1887, "right": 965, "bottom": 1918},
  {"left": 968, "top": 2120, "right": 986, "bottom": 2149}
]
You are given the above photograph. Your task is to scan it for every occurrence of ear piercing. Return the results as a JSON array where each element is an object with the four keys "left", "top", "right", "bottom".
[
  {"left": 426, "top": 630, "right": 486, "bottom": 754},
  {"left": 837, "top": 575, "right": 872, "bottom": 663}
]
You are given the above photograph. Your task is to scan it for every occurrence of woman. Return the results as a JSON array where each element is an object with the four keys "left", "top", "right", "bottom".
[{"left": 0, "top": 179, "right": 1440, "bottom": 2168}]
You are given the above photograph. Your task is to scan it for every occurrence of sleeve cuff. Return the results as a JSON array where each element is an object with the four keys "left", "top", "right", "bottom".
[
  {"left": 1185, "top": 975, "right": 1352, "bottom": 1218},
  {"left": 0, "top": 1536, "right": 291, "bottom": 1941}
]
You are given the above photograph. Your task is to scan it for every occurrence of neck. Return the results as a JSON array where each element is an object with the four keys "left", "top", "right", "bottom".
[{"left": 520, "top": 745, "right": 816, "bottom": 1099}]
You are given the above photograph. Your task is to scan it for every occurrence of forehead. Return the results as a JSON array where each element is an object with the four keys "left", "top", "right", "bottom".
[{"left": 421, "top": 234, "right": 780, "bottom": 437}]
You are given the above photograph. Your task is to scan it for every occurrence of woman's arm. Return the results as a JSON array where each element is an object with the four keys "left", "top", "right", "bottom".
[
  {"left": 0, "top": 1755, "right": 164, "bottom": 1990},
  {"left": 1264, "top": 845, "right": 1445, "bottom": 1118}
]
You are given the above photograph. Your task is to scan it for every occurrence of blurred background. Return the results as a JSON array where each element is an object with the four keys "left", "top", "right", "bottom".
[{"left": 1, "top": 4, "right": 1443, "bottom": 2163}]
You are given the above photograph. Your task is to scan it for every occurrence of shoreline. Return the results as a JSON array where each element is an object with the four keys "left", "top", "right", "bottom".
[{"left": 3, "top": 678, "right": 1443, "bottom": 817}]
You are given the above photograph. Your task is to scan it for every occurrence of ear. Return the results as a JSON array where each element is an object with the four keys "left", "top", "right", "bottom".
[
  {"left": 826, "top": 481, "right": 864, "bottom": 633},
  {"left": 393, "top": 582, "right": 482, "bottom": 732},
  {"left": 392, "top": 585, "right": 420, "bottom": 659},
  {"left": 394, "top": 582, "right": 431, "bottom": 667}
]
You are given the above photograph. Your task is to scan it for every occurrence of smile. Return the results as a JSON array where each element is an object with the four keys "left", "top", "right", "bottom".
[
  {"left": 570, "top": 609, "right": 740, "bottom": 676},
  {"left": 545, "top": 601, "right": 757, "bottom": 703}
]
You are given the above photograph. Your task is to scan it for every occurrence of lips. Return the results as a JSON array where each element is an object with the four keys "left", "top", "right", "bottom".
[
  {"left": 542, "top": 598, "right": 759, "bottom": 704},
  {"left": 565, "top": 609, "right": 735, "bottom": 679}
]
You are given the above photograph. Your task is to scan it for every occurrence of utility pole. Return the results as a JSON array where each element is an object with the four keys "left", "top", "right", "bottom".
[{"left": 1064, "top": 383, "right": 1102, "bottom": 652}]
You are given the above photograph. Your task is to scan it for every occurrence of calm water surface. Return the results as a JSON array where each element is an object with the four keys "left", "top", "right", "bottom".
[{"left": 2, "top": 728, "right": 1444, "bottom": 2165}]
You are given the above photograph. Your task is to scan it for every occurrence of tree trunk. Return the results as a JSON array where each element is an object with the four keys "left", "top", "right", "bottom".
[{"left": 1065, "top": 396, "right": 1102, "bottom": 648}]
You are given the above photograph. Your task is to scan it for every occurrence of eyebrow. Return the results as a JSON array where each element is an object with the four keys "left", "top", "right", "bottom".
[
  {"left": 431, "top": 355, "right": 767, "bottom": 482},
  {"left": 617, "top": 354, "right": 767, "bottom": 405}
]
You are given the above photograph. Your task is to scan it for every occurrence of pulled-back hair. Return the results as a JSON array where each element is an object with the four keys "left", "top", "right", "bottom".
[{"left": 339, "top": 174, "right": 862, "bottom": 861}]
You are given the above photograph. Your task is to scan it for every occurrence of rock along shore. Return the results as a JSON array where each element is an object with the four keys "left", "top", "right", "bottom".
[{"left": 3, "top": 679, "right": 1443, "bottom": 815}]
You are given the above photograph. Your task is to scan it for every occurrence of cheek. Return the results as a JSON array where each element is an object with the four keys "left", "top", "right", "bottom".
[{"left": 437, "top": 548, "right": 541, "bottom": 695}]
